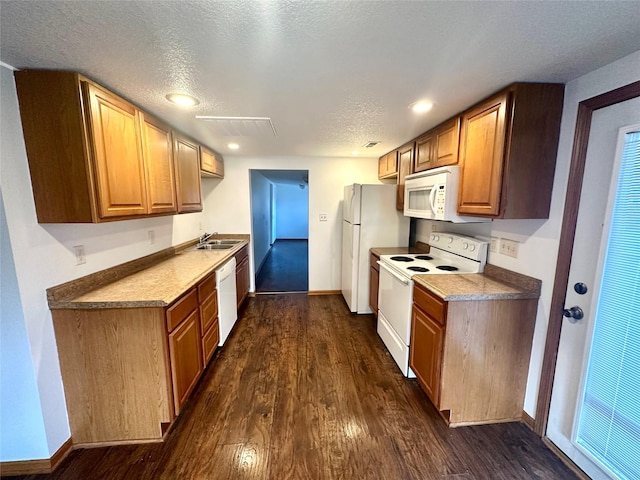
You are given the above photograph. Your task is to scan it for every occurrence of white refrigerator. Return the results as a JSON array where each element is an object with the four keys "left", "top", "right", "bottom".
[{"left": 341, "top": 184, "right": 410, "bottom": 314}]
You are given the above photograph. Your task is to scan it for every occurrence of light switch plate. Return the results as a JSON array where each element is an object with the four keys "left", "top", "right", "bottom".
[
  {"left": 319, "top": 213, "right": 328, "bottom": 222},
  {"left": 490, "top": 237, "right": 498, "bottom": 253},
  {"left": 499, "top": 238, "right": 519, "bottom": 258},
  {"left": 74, "top": 245, "right": 86, "bottom": 265}
]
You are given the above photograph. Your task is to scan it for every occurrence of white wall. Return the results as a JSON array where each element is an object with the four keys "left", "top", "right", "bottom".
[
  {"left": 249, "top": 171, "right": 272, "bottom": 273},
  {"left": 415, "top": 48, "right": 640, "bottom": 418},
  {"left": 203, "top": 156, "right": 380, "bottom": 292},
  {"left": 275, "top": 183, "right": 309, "bottom": 239},
  {"left": 0, "top": 65, "right": 206, "bottom": 460}
]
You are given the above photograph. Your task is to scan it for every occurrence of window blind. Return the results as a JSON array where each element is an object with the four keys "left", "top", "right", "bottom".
[{"left": 575, "top": 130, "right": 640, "bottom": 480}]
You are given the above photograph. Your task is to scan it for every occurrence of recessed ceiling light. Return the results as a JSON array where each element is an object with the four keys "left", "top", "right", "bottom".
[
  {"left": 351, "top": 151, "right": 360, "bottom": 155},
  {"left": 410, "top": 101, "right": 433, "bottom": 113},
  {"left": 165, "top": 93, "right": 200, "bottom": 107},
  {"left": 228, "top": 143, "right": 240, "bottom": 150}
]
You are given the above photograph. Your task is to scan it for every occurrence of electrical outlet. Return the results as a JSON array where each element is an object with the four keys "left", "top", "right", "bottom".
[
  {"left": 490, "top": 237, "right": 498, "bottom": 253},
  {"left": 499, "top": 238, "right": 519, "bottom": 258},
  {"left": 319, "top": 213, "right": 328, "bottom": 222},
  {"left": 148, "top": 230, "right": 155, "bottom": 245},
  {"left": 74, "top": 245, "right": 86, "bottom": 265}
]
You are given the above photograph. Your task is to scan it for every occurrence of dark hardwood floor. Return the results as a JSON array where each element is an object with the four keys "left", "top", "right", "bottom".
[
  {"left": 255, "top": 239, "right": 308, "bottom": 293},
  {"left": 10, "top": 295, "right": 578, "bottom": 480}
]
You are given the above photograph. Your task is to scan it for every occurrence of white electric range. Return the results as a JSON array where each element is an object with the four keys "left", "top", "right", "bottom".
[{"left": 377, "top": 233, "right": 488, "bottom": 376}]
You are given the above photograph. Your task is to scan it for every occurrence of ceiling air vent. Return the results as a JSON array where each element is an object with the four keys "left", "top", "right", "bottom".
[
  {"left": 362, "top": 141, "right": 380, "bottom": 148},
  {"left": 195, "top": 116, "right": 278, "bottom": 138}
]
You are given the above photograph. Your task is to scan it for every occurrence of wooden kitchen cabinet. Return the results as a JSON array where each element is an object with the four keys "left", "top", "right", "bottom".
[
  {"left": 235, "top": 245, "right": 250, "bottom": 309},
  {"left": 51, "top": 270, "right": 225, "bottom": 445},
  {"left": 410, "top": 282, "right": 537, "bottom": 427},
  {"left": 14, "top": 70, "right": 212, "bottom": 223},
  {"left": 174, "top": 135, "right": 203, "bottom": 213},
  {"left": 168, "top": 308, "right": 203, "bottom": 414},
  {"left": 458, "top": 83, "right": 564, "bottom": 219},
  {"left": 140, "top": 112, "right": 178, "bottom": 215},
  {"left": 369, "top": 252, "right": 380, "bottom": 316},
  {"left": 200, "top": 146, "right": 225, "bottom": 178},
  {"left": 413, "top": 117, "right": 461, "bottom": 173},
  {"left": 378, "top": 151, "right": 398, "bottom": 179},
  {"left": 396, "top": 141, "right": 415, "bottom": 211}
]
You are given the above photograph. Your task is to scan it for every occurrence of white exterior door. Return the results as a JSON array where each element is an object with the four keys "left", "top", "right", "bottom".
[{"left": 547, "top": 99, "right": 640, "bottom": 479}]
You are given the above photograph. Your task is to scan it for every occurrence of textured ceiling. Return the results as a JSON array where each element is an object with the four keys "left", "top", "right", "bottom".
[{"left": 1, "top": 1, "right": 640, "bottom": 159}]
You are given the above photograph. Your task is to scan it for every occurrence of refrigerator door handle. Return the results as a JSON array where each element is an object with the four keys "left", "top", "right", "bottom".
[{"left": 349, "top": 187, "right": 356, "bottom": 223}]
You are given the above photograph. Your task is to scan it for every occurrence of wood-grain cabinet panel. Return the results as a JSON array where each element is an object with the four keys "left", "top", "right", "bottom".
[
  {"left": 14, "top": 70, "right": 212, "bottom": 223},
  {"left": 235, "top": 245, "right": 250, "bottom": 309},
  {"left": 168, "top": 309, "right": 203, "bottom": 414},
  {"left": 410, "top": 283, "right": 537, "bottom": 427},
  {"left": 369, "top": 252, "right": 380, "bottom": 316},
  {"left": 200, "top": 146, "right": 224, "bottom": 178},
  {"left": 396, "top": 142, "right": 414, "bottom": 211}
]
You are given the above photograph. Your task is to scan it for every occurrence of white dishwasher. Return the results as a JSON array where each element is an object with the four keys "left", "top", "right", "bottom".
[{"left": 216, "top": 257, "right": 238, "bottom": 346}]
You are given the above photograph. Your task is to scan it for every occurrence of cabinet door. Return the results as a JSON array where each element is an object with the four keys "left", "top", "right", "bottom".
[
  {"left": 140, "top": 113, "right": 177, "bottom": 215},
  {"left": 410, "top": 306, "right": 444, "bottom": 407},
  {"left": 168, "top": 309, "right": 203, "bottom": 414},
  {"left": 396, "top": 142, "right": 414, "bottom": 211},
  {"left": 458, "top": 93, "right": 509, "bottom": 216},
  {"left": 378, "top": 151, "right": 398, "bottom": 179},
  {"left": 85, "top": 83, "right": 148, "bottom": 218},
  {"left": 414, "top": 131, "right": 435, "bottom": 173},
  {"left": 174, "top": 135, "right": 203, "bottom": 213},
  {"left": 434, "top": 117, "right": 461, "bottom": 168},
  {"left": 200, "top": 147, "right": 224, "bottom": 178}
]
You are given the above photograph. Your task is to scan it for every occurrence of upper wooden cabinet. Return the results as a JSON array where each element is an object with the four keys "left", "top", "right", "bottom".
[
  {"left": 396, "top": 142, "right": 414, "bottom": 211},
  {"left": 14, "top": 70, "right": 214, "bottom": 223},
  {"left": 458, "top": 83, "right": 564, "bottom": 219},
  {"left": 174, "top": 135, "right": 203, "bottom": 213},
  {"left": 414, "top": 117, "right": 461, "bottom": 173},
  {"left": 140, "top": 113, "right": 178, "bottom": 215},
  {"left": 378, "top": 151, "right": 398, "bottom": 179},
  {"left": 200, "top": 146, "right": 224, "bottom": 178}
]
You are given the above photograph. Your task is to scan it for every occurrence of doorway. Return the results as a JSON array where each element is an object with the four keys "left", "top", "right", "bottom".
[
  {"left": 249, "top": 170, "right": 309, "bottom": 293},
  {"left": 540, "top": 84, "right": 640, "bottom": 479}
]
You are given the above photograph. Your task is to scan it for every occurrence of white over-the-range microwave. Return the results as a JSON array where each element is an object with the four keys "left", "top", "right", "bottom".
[{"left": 403, "top": 165, "right": 491, "bottom": 223}]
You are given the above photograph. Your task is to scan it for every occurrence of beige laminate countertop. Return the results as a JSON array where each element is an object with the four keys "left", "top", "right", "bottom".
[
  {"left": 49, "top": 240, "right": 248, "bottom": 309},
  {"left": 413, "top": 269, "right": 541, "bottom": 302}
]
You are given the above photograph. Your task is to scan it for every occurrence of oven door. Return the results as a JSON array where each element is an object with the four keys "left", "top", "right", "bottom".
[{"left": 378, "top": 262, "right": 413, "bottom": 344}]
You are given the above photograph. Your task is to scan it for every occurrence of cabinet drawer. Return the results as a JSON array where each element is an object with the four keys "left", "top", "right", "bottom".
[
  {"left": 198, "top": 272, "right": 216, "bottom": 303},
  {"left": 167, "top": 289, "right": 198, "bottom": 332},
  {"left": 413, "top": 284, "right": 446, "bottom": 326},
  {"left": 200, "top": 289, "right": 218, "bottom": 335},
  {"left": 202, "top": 318, "right": 219, "bottom": 366}
]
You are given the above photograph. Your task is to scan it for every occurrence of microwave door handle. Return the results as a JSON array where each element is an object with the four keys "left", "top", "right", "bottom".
[
  {"left": 429, "top": 185, "right": 438, "bottom": 213},
  {"left": 378, "top": 261, "right": 409, "bottom": 285}
]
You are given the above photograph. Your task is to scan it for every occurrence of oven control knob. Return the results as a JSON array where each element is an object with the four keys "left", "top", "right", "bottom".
[
  {"left": 462, "top": 241, "right": 469, "bottom": 250},
  {"left": 469, "top": 244, "right": 476, "bottom": 252},
  {"left": 447, "top": 236, "right": 453, "bottom": 244},
  {"left": 432, "top": 234, "right": 439, "bottom": 241}
]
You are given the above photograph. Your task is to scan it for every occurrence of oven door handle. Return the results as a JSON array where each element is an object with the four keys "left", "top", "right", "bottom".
[{"left": 378, "top": 261, "right": 410, "bottom": 286}]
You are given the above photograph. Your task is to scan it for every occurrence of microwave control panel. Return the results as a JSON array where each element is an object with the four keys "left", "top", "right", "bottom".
[{"left": 433, "top": 185, "right": 446, "bottom": 215}]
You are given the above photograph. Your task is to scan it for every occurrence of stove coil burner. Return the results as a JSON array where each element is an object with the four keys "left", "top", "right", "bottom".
[
  {"left": 415, "top": 255, "right": 433, "bottom": 261},
  {"left": 407, "top": 266, "right": 429, "bottom": 273},
  {"left": 436, "top": 265, "right": 459, "bottom": 271},
  {"left": 390, "top": 256, "right": 414, "bottom": 262}
]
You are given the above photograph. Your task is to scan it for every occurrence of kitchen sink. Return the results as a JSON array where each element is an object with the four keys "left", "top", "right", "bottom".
[
  {"left": 196, "top": 243, "right": 235, "bottom": 250},
  {"left": 206, "top": 239, "right": 243, "bottom": 245}
]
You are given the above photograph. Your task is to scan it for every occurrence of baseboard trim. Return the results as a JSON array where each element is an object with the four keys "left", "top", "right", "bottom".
[
  {"left": 542, "top": 437, "right": 591, "bottom": 480},
  {"left": 521, "top": 410, "right": 535, "bottom": 431},
  {"left": 1, "top": 437, "right": 72, "bottom": 476},
  {"left": 307, "top": 290, "right": 341, "bottom": 296}
]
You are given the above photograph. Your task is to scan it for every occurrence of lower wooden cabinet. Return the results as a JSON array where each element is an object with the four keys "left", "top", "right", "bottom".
[
  {"left": 369, "top": 252, "right": 380, "bottom": 316},
  {"left": 168, "top": 308, "right": 203, "bottom": 414},
  {"left": 410, "top": 282, "right": 537, "bottom": 427},
  {"left": 235, "top": 245, "right": 250, "bottom": 309},
  {"left": 51, "top": 272, "right": 222, "bottom": 445}
]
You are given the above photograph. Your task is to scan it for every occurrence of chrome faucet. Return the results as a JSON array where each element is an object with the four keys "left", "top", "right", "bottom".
[{"left": 198, "top": 232, "right": 218, "bottom": 245}]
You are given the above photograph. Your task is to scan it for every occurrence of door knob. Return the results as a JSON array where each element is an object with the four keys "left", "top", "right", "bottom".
[{"left": 563, "top": 306, "right": 584, "bottom": 323}]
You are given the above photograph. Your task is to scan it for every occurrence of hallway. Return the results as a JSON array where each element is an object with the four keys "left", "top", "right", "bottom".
[{"left": 255, "top": 239, "right": 308, "bottom": 293}]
